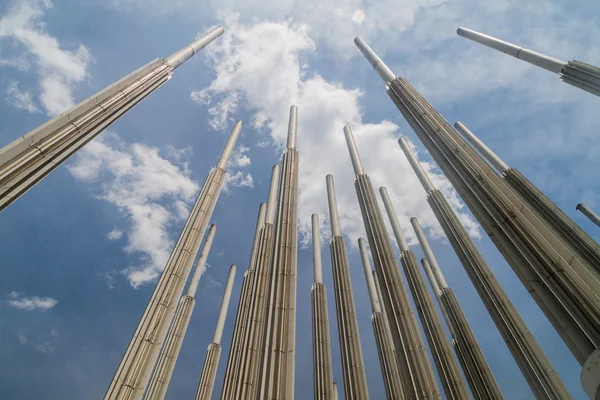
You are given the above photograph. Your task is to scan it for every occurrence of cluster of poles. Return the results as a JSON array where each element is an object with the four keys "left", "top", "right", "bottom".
[{"left": 0, "top": 21, "right": 599, "bottom": 400}]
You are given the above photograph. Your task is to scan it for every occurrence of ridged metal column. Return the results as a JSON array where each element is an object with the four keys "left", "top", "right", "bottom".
[
  {"left": 105, "top": 121, "right": 241, "bottom": 400},
  {"left": 411, "top": 218, "right": 503, "bottom": 399},
  {"left": 358, "top": 238, "right": 404, "bottom": 399},
  {"left": 380, "top": 189, "right": 469, "bottom": 400},
  {"left": 457, "top": 27, "right": 600, "bottom": 97},
  {"left": 395, "top": 134, "right": 570, "bottom": 399},
  {"left": 195, "top": 265, "right": 237, "bottom": 400},
  {"left": 326, "top": 175, "right": 369, "bottom": 400},
  {"left": 454, "top": 121, "right": 600, "bottom": 271},
  {"left": 228, "top": 165, "right": 280, "bottom": 399},
  {"left": 221, "top": 203, "right": 266, "bottom": 397},
  {"left": 145, "top": 225, "right": 217, "bottom": 400},
  {"left": 0, "top": 27, "right": 224, "bottom": 212},
  {"left": 311, "top": 214, "right": 335, "bottom": 400},
  {"left": 343, "top": 124, "right": 440, "bottom": 400},
  {"left": 259, "top": 105, "right": 300, "bottom": 399}
]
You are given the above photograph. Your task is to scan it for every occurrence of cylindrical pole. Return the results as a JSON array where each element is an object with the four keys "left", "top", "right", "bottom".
[
  {"left": 421, "top": 259, "right": 443, "bottom": 299},
  {"left": 265, "top": 165, "right": 280, "bottom": 225},
  {"left": 287, "top": 105, "right": 298, "bottom": 149},
  {"left": 216, "top": 121, "right": 243, "bottom": 169},
  {"left": 326, "top": 175, "right": 342, "bottom": 237},
  {"left": 577, "top": 203, "right": 600, "bottom": 228},
  {"left": 248, "top": 203, "right": 267, "bottom": 271},
  {"left": 454, "top": 122, "right": 509, "bottom": 173},
  {"left": 398, "top": 138, "right": 435, "bottom": 192},
  {"left": 343, "top": 126, "right": 365, "bottom": 176},
  {"left": 187, "top": 224, "right": 218, "bottom": 297},
  {"left": 213, "top": 265, "right": 237, "bottom": 344},
  {"left": 354, "top": 37, "right": 396, "bottom": 84},
  {"left": 456, "top": 27, "right": 566, "bottom": 74},
  {"left": 312, "top": 214, "right": 323, "bottom": 284},
  {"left": 166, "top": 26, "right": 225, "bottom": 70},
  {"left": 358, "top": 238, "right": 381, "bottom": 313},
  {"left": 410, "top": 218, "right": 448, "bottom": 289},
  {"left": 379, "top": 187, "right": 409, "bottom": 251}
]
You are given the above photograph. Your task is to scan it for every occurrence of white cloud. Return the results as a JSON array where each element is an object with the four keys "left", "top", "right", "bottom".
[
  {"left": 68, "top": 132, "right": 199, "bottom": 288},
  {"left": 223, "top": 171, "right": 254, "bottom": 193},
  {"left": 107, "top": 229, "right": 123, "bottom": 240},
  {"left": 6, "top": 80, "right": 39, "bottom": 112},
  {"left": 0, "top": 0, "right": 92, "bottom": 116},
  {"left": 7, "top": 291, "right": 58, "bottom": 311},
  {"left": 192, "top": 17, "right": 479, "bottom": 248}
]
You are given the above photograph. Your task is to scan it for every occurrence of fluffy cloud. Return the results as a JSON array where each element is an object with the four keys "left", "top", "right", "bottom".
[
  {"left": 18, "top": 328, "right": 59, "bottom": 353},
  {"left": 6, "top": 80, "right": 39, "bottom": 112},
  {"left": 68, "top": 132, "right": 199, "bottom": 288},
  {"left": 107, "top": 229, "right": 123, "bottom": 240},
  {"left": 193, "top": 17, "right": 479, "bottom": 248},
  {"left": 0, "top": 0, "right": 91, "bottom": 116},
  {"left": 7, "top": 291, "right": 58, "bottom": 311}
]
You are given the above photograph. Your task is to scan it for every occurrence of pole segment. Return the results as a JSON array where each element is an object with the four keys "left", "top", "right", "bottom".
[
  {"left": 326, "top": 175, "right": 369, "bottom": 399},
  {"left": 167, "top": 27, "right": 224, "bottom": 70},
  {"left": 354, "top": 37, "right": 396, "bottom": 84},
  {"left": 311, "top": 213, "right": 335, "bottom": 399},
  {"left": 195, "top": 265, "right": 236, "bottom": 400},
  {"left": 144, "top": 224, "right": 218, "bottom": 400},
  {"left": 410, "top": 219, "right": 448, "bottom": 290},
  {"left": 577, "top": 204, "right": 600, "bottom": 228},
  {"left": 359, "top": 238, "right": 405, "bottom": 399},
  {"left": 380, "top": 192, "right": 469, "bottom": 399},
  {"left": 455, "top": 121, "right": 600, "bottom": 270},
  {"left": 106, "top": 121, "right": 240, "bottom": 400},
  {"left": 0, "top": 26, "right": 224, "bottom": 212},
  {"left": 343, "top": 126, "right": 365, "bottom": 176},
  {"left": 345, "top": 124, "right": 440, "bottom": 400}
]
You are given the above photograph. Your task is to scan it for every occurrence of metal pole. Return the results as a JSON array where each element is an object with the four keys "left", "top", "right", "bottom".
[
  {"left": 410, "top": 218, "right": 448, "bottom": 289},
  {"left": 326, "top": 175, "right": 342, "bottom": 237},
  {"left": 358, "top": 239, "right": 381, "bottom": 314},
  {"left": 343, "top": 126, "right": 365, "bottom": 176},
  {"left": 0, "top": 26, "right": 224, "bottom": 212},
  {"left": 187, "top": 225, "right": 218, "bottom": 297},
  {"left": 577, "top": 203, "right": 600, "bottom": 228},
  {"left": 453, "top": 122, "right": 509, "bottom": 173},
  {"left": 313, "top": 213, "right": 324, "bottom": 284},
  {"left": 379, "top": 187, "right": 409, "bottom": 251},
  {"left": 354, "top": 37, "right": 396, "bottom": 84},
  {"left": 213, "top": 265, "right": 237, "bottom": 345}
]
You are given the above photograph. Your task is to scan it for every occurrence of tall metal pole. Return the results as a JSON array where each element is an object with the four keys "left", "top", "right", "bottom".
[
  {"left": 380, "top": 189, "right": 469, "bottom": 400},
  {"left": 227, "top": 165, "right": 280, "bottom": 399},
  {"left": 577, "top": 203, "right": 600, "bottom": 228},
  {"left": 454, "top": 121, "right": 600, "bottom": 270},
  {"left": 0, "top": 27, "right": 224, "bottom": 212},
  {"left": 457, "top": 27, "right": 600, "bottom": 97},
  {"left": 311, "top": 214, "right": 335, "bottom": 400},
  {"left": 195, "top": 265, "right": 237, "bottom": 400},
  {"left": 411, "top": 218, "right": 503, "bottom": 399},
  {"left": 326, "top": 175, "right": 369, "bottom": 399},
  {"left": 259, "top": 105, "right": 300, "bottom": 399},
  {"left": 221, "top": 203, "right": 266, "bottom": 397},
  {"left": 396, "top": 135, "right": 571, "bottom": 399},
  {"left": 358, "top": 238, "right": 404, "bottom": 399},
  {"left": 144, "top": 224, "right": 217, "bottom": 400},
  {"left": 105, "top": 120, "right": 241, "bottom": 400},
  {"left": 344, "top": 125, "right": 440, "bottom": 400}
]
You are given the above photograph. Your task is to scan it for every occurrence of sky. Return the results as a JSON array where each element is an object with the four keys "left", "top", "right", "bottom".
[{"left": 0, "top": 0, "right": 599, "bottom": 398}]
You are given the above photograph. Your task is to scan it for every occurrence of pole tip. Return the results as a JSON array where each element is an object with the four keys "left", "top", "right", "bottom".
[
  {"left": 230, "top": 264, "right": 236, "bottom": 272},
  {"left": 576, "top": 203, "right": 584, "bottom": 211},
  {"left": 379, "top": 186, "right": 388, "bottom": 195},
  {"left": 410, "top": 217, "right": 418, "bottom": 224},
  {"left": 457, "top": 27, "right": 466, "bottom": 36}
]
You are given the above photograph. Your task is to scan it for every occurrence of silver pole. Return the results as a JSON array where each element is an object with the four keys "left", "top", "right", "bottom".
[
  {"left": 421, "top": 259, "right": 442, "bottom": 298},
  {"left": 358, "top": 238, "right": 382, "bottom": 313},
  {"left": 312, "top": 214, "right": 323, "bottom": 284},
  {"left": 411, "top": 218, "right": 448, "bottom": 289},
  {"left": 577, "top": 203, "right": 600, "bottom": 228},
  {"left": 379, "top": 186, "right": 409, "bottom": 251},
  {"left": 454, "top": 122, "right": 509, "bottom": 173},
  {"left": 457, "top": 27, "right": 566, "bottom": 74},
  {"left": 265, "top": 165, "right": 280, "bottom": 225},
  {"left": 213, "top": 265, "right": 237, "bottom": 344},
  {"left": 216, "top": 121, "right": 243, "bottom": 170},
  {"left": 187, "top": 224, "right": 217, "bottom": 297},
  {"left": 287, "top": 105, "right": 298, "bottom": 149},
  {"left": 343, "top": 125, "right": 365, "bottom": 176},
  {"left": 398, "top": 138, "right": 435, "bottom": 192},
  {"left": 326, "top": 175, "right": 342, "bottom": 237},
  {"left": 354, "top": 36, "right": 396, "bottom": 84},
  {"left": 166, "top": 26, "right": 225, "bottom": 70}
]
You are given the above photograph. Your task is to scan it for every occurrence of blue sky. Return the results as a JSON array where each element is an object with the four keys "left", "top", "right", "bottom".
[{"left": 1, "top": 0, "right": 599, "bottom": 398}]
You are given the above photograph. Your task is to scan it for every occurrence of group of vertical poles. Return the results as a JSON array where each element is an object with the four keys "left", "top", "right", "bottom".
[
  {"left": 311, "top": 214, "right": 336, "bottom": 399},
  {"left": 326, "top": 175, "right": 369, "bottom": 399},
  {"left": 344, "top": 125, "right": 441, "bottom": 400},
  {"left": 145, "top": 225, "right": 218, "bottom": 400},
  {"left": 411, "top": 218, "right": 503, "bottom": 399},
  {"left": 104, "top": 121, "right": 242, "bottom": 400},
  {"left": 379, "top": 188, "right": 470, "bottom": 400}
]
